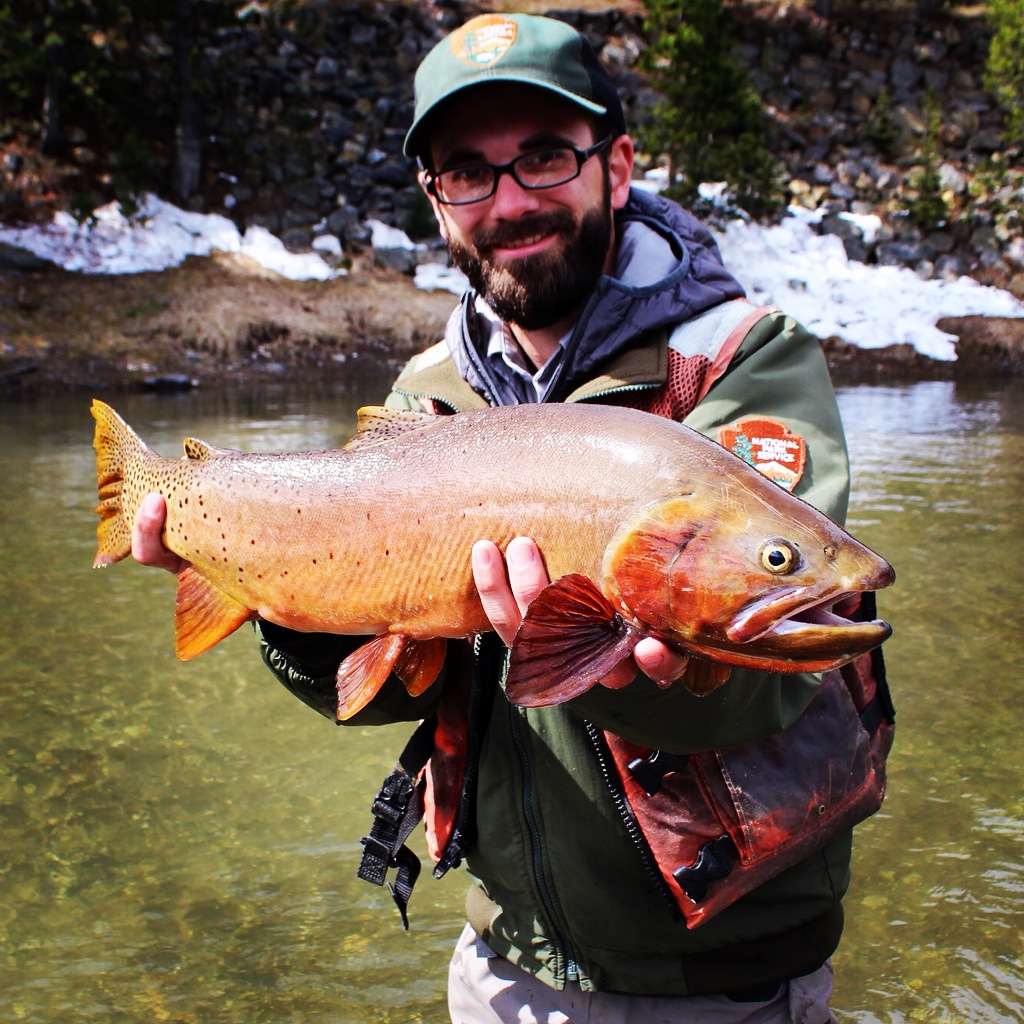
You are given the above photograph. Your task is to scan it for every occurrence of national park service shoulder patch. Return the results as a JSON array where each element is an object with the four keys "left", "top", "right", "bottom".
[
  {"left": 719, "top": 416, "right": 807, "bottom": 492},
  {"left": 450, "top": 14, "right": 518, "bottom": 67}
]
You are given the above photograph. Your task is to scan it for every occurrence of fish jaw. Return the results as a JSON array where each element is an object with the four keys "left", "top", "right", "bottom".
[
  {"left": 659, "top": 533, "right": 895, "bottom": 673},
  {"left": 678, "top": 589, "right": 894, "bottom": 674},
  {"left": 684, "top": 541, "right": 895, "bottom": 672}
]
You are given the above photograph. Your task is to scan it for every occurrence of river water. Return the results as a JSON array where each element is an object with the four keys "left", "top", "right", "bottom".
[{"left": 0, "top": 370, "right": 1021, "bottom": 1023}]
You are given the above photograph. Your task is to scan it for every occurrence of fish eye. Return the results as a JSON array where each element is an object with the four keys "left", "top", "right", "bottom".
[{"left": 759, "top": 539, "right": 798, "bottom": 574}]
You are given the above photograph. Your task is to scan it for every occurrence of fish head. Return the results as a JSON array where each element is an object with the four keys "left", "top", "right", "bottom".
[{"left": 602, "top": 489, "right": 895, "bottom": 674}]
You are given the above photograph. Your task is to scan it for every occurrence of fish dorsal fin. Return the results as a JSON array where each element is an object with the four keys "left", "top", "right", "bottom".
[
  {"left": 174, "top": 567, "right": 255, "bottom": 659},
  {"left": 182, "top": 438, "right": 242, "bottom": 460},
  {"left": 505, "top": 574, "right": 643, "bottom": 708},
  {"left": 343, "top": 406, "right": 438, "bottom": 451}
]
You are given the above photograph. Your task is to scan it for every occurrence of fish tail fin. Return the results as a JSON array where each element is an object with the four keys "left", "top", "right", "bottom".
[{"left": 91, "top": 399, "right": 147, "bottom": 568}]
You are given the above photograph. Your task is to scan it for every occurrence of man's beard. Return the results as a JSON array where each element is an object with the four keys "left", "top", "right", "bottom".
[{"left": 447, "top": 195, "right": 614, "bottom": 332}]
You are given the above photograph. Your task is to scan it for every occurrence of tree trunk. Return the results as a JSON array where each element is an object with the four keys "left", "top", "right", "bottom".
[
  {"left": 171, "top": 0, "right": 202, "bottom": 199},
  {"left": 40, "top": 0, "right": 65, "bottom": 155}
]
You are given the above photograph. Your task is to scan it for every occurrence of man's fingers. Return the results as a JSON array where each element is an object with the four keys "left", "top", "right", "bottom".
[
  {"left": 633, "top": 637, "right": 691, "bottom": 686},
  {"left": 472, "top": 537, "right": 550, "bottom": 648},
  {"left": 131, "top": 493, "right": 183, "bottom": 573},
  {"left": 472, "top": 540, "right": 520, "bottom": 647},
  {"left": 504, "top": 537, "right": 549, "bottom": 617}
]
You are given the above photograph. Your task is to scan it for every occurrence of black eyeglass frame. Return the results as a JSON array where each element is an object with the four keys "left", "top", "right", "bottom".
[{"left": 423, "top": 134, "right": 615, "bottom": 207}]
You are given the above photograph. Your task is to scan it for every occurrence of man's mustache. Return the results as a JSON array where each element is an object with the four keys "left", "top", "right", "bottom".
[{"left": 474, "top": 212, "right": 575, "bottom": 255}]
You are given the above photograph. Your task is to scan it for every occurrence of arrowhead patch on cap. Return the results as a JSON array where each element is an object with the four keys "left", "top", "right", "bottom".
[{"left": 451, "top": 14, "right": 518, "bottom": 67}]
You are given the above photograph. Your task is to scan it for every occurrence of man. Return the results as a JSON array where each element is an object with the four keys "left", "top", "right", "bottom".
[{"left": 133, "top": 13, "right": 893, "bottom": 1022}]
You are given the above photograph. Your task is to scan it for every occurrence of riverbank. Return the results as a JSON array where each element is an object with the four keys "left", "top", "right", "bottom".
[{"left": 2, "top": 250, "right": 1022, "bottom": 398}]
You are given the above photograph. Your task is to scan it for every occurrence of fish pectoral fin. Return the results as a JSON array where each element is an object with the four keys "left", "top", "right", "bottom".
[
  {"left": 174, "top": 567, "right": 255, "bottom": 660},
  {"left": 395, "top": 637, "right": 447, "bottom": 697},
  {"left": 679, "top": 657, "right": 732, "bottom": 697},
  {"left": 336, "top": 633, "right": 409, "bottom": 721},
  {"left": 505, "top": 574, "right": 643, "bottom": 708},
  {"left": 343, "top": 406, "right": 439, "bottom": 451}
]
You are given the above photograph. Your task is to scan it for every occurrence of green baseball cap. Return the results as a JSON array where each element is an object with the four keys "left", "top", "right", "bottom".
[{"left": 404, "top": 13, "right": 627, "bottom": 160}]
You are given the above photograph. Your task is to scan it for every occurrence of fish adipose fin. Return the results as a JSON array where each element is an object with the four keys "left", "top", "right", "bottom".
[
  {"left": 91, "top": 398, "right": 148, "bottom": 567},
  {"left": 506, "top": 574, "right": 643, "bottom": 708},
  {"left": 174, "top": 567, "right": 255, "bottom": 660},
  {"left": 336, "top": 634, "right": 445, "bottom": 721},
  {"left": 343, "top": 406, "right": 439, "bottom": 451}
]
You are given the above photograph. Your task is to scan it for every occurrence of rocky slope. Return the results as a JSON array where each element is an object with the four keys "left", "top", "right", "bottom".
[{"left": 1, "top": 1, "right": 1022, "bottom": 393}]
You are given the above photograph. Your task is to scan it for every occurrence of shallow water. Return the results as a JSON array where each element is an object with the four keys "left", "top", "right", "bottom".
[{"left": 0, "top": 373, "right": 1021, "bottom": 1022}]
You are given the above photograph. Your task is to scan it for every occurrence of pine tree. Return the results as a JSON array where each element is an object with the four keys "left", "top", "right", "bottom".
[
  {"left": 984, "top": 0, "right": 1024, "bottom": 147},
  {"left": 637, "top": 0, "right": 780, "bottom": 218}
]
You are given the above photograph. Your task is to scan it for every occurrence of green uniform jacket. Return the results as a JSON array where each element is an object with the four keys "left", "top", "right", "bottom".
[{"left": 258, "top": 307, "right": 869, "bottom": 997}]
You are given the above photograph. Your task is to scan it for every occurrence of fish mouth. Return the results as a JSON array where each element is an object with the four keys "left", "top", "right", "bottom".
[{"left": 717, "top": 586, "right": 892, "bottom": 670}]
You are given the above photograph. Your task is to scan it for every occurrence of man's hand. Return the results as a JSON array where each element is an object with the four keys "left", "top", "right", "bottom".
[
  {"left": 131, "top": 493, "right": 186, "bottom": 574},
  {"left": 471, "top": 537, "right": 690, "bottom": 690}
]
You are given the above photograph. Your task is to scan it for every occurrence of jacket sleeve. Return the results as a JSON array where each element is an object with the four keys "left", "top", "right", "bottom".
[
  {"left": 566, "top": 311, "right": 849, "bottom": 752},
  {"left": 255, "top": 621, "right": 443, "bottom": 726}
]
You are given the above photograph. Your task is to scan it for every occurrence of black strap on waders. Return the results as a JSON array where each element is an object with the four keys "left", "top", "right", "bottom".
[{"left": 357, "top": 716, "right": 435, "bottom": 929}]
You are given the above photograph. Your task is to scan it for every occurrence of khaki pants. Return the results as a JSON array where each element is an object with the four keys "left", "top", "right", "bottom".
[{"left": 448, "top": 924, "right": 838, "bottom": 1024}]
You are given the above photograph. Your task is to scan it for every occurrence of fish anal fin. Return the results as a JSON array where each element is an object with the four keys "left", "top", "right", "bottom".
[
  {"left": 343, "top": 406, "right": 438, "bottom": 451},
  {"left": 336, "top": 634, "right": 409, "bottom": 721},
  {"left": 680, "top": 657, "right": 732, "bottom": 697},
  {"left": 505, "top": 574, "right": 642, "bottom": 708},
  {"left": 395, "top": 637, "right": 447, "bottom": 697},
  {"left": 174, "top": 567, "right": 255, "bottom": 660}
]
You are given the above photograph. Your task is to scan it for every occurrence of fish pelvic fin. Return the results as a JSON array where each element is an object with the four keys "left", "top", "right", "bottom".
[
  {"left": 680, "top": 657, "right": 732, "bottom": 697},
  {"left": 174, "top": 567, "right": 255, "bottom": 660},
  {"left": 505, "top": 574, "right": 643, "bottom": 708},
  {"left": 343, "top": 406, "right": 438, "bottom": 451},
  {"left": 336, "top": 634, "right": 446, "bottom": 720},
  {"left": 91, "top": 399, "right": 148, "bottom": 568}
]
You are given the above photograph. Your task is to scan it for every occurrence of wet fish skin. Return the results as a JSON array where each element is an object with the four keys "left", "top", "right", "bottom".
[{"left": 90, "top": 399, "right": 894, "bottom": 717}]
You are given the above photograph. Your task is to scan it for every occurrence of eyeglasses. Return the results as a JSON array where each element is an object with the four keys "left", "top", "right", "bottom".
[{"left": 424, "top": 135, "right": 614, "bottom": 206}]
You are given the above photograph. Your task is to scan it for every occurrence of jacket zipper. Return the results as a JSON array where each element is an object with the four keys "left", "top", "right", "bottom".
[
  {"left": 583, "top": 720, "right": 683, "bottom": 921},
  {"left": 508, "top": 701, "right": 581, "bottom": 984}
]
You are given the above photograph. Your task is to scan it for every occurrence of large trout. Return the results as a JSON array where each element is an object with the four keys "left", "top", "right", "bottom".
[{"left": 91, "top": 399, "right": 894, "bottom": 718}]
